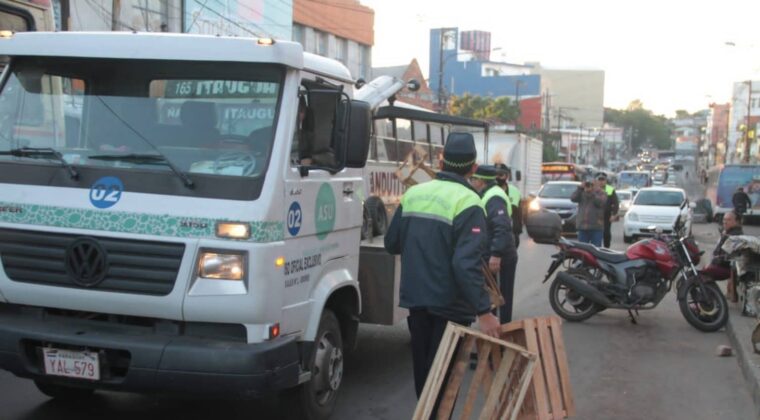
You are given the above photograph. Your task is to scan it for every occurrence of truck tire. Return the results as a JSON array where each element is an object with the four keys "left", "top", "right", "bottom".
[
  {"left": 360, "top": 204, "right": 372, "bottom": 240},
  {"left": 34, "top": 380, "right": 95, "bottom": 399},
  {"left": 284, "top": 309, "right": 343, "bottom": 420},
  {"left": 366, "top": 197, "right": 388, "bottom": 236}
]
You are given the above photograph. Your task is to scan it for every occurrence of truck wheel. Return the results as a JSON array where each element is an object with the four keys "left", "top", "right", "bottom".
[
  {"left": 285, "top": 309, "right": 343, "bottom": 420},
  {"left": 366, "top": 197, "right": 388, "bottom": 236},
  {"left": 360, "top": 205, "right": 372, "bottom": 240},
  {"left": 34, "top": 381, "right": 95, "bottom": 399}
]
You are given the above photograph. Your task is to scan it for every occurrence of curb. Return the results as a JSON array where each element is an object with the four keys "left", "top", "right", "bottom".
[{"left": 726, "top": 302, "right": 760, "bottom": 419}]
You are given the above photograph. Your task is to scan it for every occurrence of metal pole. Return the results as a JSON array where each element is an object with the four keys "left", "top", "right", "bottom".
[
  {"left": 112, "top": 0, "right": 121, "bottom": 31},
  {"left": 745, "top": 80, "right": 752, "bottom": 163},
  {"left": 437, "top": 30, "right": 445, "bottom": 112}
]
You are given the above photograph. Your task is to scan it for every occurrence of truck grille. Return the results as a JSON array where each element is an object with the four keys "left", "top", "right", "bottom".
[{"left": 0, "top": 228, "right": 184, "bottom": 296}]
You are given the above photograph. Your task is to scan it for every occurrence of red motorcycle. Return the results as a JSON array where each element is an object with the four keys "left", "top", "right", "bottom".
[{"left": 543, "top": 218, "right": 728, "bottom": 332}]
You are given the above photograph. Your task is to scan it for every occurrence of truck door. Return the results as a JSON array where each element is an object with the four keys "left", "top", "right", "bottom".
[{"left": 281, "top": 83, "right": 362, "bottom": 336}]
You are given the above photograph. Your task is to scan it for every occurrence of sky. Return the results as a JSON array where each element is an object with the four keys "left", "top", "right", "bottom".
[{"left": 362, "top": 0, "right": 760, "bottom": 118}]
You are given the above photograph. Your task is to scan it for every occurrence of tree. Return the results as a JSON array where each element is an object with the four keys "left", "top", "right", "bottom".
[
  {"left": 448, "top": 94, "right": 519, "bottom": 124},
  {"left": 604, "top": 101, "right": 672, "bottom": 152}
]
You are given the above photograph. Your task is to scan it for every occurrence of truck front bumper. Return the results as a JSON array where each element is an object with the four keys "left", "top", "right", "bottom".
[{"left": 0, "top": 304, "right": 301, "bottom": 398}]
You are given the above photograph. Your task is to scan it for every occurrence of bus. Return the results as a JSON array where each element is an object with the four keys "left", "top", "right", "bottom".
[
  {"left": 617, "top": 170, "right": 652, "bottom": 190},
  {"left": 541, "top": 162, "right": 585, "bottom": 183},
  {"left": 706, "top": 164, "right": 760, "bottom": 222},
  {"left": 0, "top": 0, "right": 54, "bottom": 32},
  {"left": 364, "top": 101, "right": 488, "bottom": 234}
]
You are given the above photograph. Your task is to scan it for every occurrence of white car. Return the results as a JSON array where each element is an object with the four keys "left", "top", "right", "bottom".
[
  {"left": 623, "top": 187, "right": 693, "bottom": 243},
  {"left": 616, "top": 189, "right": 635, "bottom": 215}
]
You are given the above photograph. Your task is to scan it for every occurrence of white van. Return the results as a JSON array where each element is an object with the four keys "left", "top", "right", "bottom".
[{"left": 0, "top": 31, "right": 397, "bottom": 420}]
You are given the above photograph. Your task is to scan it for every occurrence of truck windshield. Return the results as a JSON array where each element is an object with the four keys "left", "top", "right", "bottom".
[{"left": 0, "top": 57, "right": 282, "bottom": 197}]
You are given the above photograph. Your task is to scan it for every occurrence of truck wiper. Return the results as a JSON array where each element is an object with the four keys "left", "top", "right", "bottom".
[
  {"left": 88, "top": 153, "right": 194, "bottom": 189},
  {"left": 0, "top": 147, "right": 79, "bottom": 180}
]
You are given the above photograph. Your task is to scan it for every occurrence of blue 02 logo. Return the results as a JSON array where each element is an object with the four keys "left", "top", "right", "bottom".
[
  {"left": 287, "top": 201, "right": 302, "bottom": 236},
  {"left": 89, "top": 176, "right": 124, "bottom": 209}
]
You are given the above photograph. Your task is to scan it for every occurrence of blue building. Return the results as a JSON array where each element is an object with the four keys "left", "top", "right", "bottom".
[{"left": 429, "top": 27, "right": 541, "bottom": 106}]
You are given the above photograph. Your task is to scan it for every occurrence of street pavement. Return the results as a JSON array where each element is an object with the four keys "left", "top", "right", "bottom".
[{"left": 0, "top": 222, "right": 755, "bottom": 420}]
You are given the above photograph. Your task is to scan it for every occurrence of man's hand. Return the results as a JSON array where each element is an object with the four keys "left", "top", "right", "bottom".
[
  {"left": 478, "top": 313, "right": 501, "bottom": 338},
  {"left": 488, "top": 256, "right": 501, "bottom": 274}
]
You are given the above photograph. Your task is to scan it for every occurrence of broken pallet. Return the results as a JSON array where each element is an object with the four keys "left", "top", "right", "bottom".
[
  {"left": 413, "top": 322, "right": 537, "bottom": 420},
  {"left": 499, "top": 316, "right": 575, "bottom": 420}
]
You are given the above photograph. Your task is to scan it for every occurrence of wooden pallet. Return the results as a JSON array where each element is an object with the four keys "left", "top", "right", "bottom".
[
  {"left": 499, "top": 316, "right": 575, "bottom": 420},
  {"left": 413, "top": 322, "right": 537, "bottom": 420}
]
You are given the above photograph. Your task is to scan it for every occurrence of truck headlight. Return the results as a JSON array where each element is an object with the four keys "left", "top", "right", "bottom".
[
  {"left": 528, "top": 199, "right": 541, "bottom": 211},
  {"left": 628, "top": 212, "right": 638, "bottom": 222},
  {"left": 198, "top": 252, "right": 245, "bottom": 280}
]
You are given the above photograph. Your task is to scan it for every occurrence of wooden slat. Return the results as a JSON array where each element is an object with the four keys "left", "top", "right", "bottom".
[
  {"left": 414, "top": 324, "right": 459, "bottom": 420},
  {"left": 479, "top": 349, "right": 517, "bottom": 420},
  {"left": 437, "top": 335, "right": 477, "bottom": 420},
  {"left": 506, "top": 355, "right": 538, "bottom": 420},
  {"left": 549, "top": 317, "right": 575, "bottom": 417},
  {"left": 424, "top": 328, "right": 462, "bottom": 419},
  {"left": 461, "top": 341, "right": 493, "bottom": 419},
  {"left": 536, "top": 317, "right": 563, "bottom": 420},
  {"left": 522, "top": 318, "right": 549, "bottom": 420}
]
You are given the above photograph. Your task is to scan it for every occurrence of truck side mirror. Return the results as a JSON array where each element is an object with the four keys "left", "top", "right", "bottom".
[
  {"left": 515, "top": 170, "right": 522, "bottom": 182},
  {"left": 345, "top": 100, "right": 371, "bottom": 168}
]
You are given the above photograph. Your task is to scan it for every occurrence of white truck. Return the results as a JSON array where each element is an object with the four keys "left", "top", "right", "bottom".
[
  {"left": 0, "top": 31, "right": 429, "bottom": 419},
  {"left": 474, "top": 131, "right": 543, "bottom": 203}
]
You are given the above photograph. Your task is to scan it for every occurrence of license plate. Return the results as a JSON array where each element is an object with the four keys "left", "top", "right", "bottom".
[{"left": 42, "top": 348, "right": 100, "bottom": 381}]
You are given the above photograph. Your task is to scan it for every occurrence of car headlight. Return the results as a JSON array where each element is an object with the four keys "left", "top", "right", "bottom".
[
  {"left": 528, "top": 199, "right": 541, "bottom": 211},
  {"left": 198, "top": 252, "right": 245, "bottom": 280},
  {"left": 628, "top": 212, "right": 638, "bottom": 222}
]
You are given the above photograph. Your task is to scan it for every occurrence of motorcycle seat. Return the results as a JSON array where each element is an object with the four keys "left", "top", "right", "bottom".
[{"left": 569, "top": 240, "right": 629, "bottom": 263}]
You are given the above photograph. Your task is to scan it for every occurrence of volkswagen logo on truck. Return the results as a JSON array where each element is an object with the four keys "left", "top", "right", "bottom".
[{"left": 65, "top": 238, "right": 109, "bottom": 287}]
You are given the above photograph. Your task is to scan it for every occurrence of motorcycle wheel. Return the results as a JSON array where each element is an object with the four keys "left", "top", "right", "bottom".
[
  {"left": 549, "top": 268, "right": 602, "bottom": 322},
  {"left": 678, "top": 282, "right": 728, "bottom": 332}
]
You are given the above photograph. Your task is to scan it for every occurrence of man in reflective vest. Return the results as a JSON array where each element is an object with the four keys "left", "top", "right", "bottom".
[
  {"left": 384, "top": 133, "right": 501, "bottom": 398},
  {"left": 495, "top": 163, "right": 522, "bottom": 248},
  {"left": 596, "top": 172, "right": 619, "bottom": 248},
  {"left": 471, "top": 165, "right": 519, "bottom": 324}
]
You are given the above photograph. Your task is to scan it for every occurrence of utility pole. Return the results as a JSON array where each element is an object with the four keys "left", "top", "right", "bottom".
[
  {"left": 744, "top": 80, "right": 752, "bottom": 163},
  {"left": 112, "top": 0, "right": 121, "bottom": 31},
  {"left": 436, "top": 29, "right": 445, "bottom": 112}
]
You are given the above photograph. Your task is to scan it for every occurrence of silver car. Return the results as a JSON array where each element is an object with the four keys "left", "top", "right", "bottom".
[{"left": 528, "top": 181, "right": 582, "bottom": 233}]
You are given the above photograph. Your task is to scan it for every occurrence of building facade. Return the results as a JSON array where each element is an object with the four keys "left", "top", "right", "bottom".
[
  {"left": 706, "top": 103, "right": 730, "bottom": 166},
  {"left": 728, "top": 80, "right": 760, "bottom": 164},
  {"left": 292, "top": 0, "right": 373, "bottom": 80}
]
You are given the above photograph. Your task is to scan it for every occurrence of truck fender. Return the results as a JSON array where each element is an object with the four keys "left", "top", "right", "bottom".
[{"left": 303, "top": 257, "right": 361, "bottom": 344}]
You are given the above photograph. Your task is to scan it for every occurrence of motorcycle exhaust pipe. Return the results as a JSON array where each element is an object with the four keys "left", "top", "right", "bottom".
[{"left": 556, "top": 272, "right": 615, "bottom": 307}]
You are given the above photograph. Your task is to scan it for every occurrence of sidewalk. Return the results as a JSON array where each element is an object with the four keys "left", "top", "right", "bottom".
[{"left": 726, "top": 302, "right": 760, "bottom": 419}]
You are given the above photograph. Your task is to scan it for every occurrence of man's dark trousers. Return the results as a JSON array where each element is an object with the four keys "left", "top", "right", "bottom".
[
  {"left": 407, "top": 309, "right": 466, "bottom": 397},
  {"left": 603, "top": 219, "right": 612, "bottom": 248},
  {"left": 498, "top": 253, "right": 518, "bottom": 324}
]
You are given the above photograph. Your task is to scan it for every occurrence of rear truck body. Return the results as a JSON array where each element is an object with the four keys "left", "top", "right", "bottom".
[{"left": 0, "top": 31, "right": 407, "bottom": 418}]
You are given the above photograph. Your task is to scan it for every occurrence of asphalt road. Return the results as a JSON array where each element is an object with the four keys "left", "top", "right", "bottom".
[{"left": 0, "top": 224, "right": 756, "bottom": 420}]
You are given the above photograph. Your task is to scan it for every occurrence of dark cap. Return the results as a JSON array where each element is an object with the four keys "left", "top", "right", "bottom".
[
  {"left": 473, "top": 165, "right": 498, "bottom": 180},
  {"left": 443, "top": 132, "right": 477, "bottom": 168},
  {"left": 494, "top": 163, "right": 510, "bottom": 176}
]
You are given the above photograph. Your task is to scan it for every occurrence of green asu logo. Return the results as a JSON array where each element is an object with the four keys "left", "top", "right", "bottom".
[{"left": 315, "top": 183, "right": 336, "bottom": 240}]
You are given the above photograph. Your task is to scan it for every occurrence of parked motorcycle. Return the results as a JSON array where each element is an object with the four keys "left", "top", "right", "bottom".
[{"left": 543, "top": 218, "right": 729, "bottom": 332}]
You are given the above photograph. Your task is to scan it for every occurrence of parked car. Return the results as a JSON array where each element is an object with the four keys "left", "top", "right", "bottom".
[
  {"left": 528, "top": 181, "right": 581, "bottom": 234},
  {"left": 623, "top": 187, "right": 693, "bottom": 243},
  {"left": 616, "top": 189, "right": 635, "bottom": 215}
]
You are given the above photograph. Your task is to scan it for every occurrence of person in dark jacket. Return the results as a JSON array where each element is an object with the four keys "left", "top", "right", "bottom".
[
  {"left": 384, "top": 133, "right": 501, "bottom": 398},
  {"left": 733, "top": 186, "right": 752, "bottom": 217},
  {"left": 471, "top": 165, "right": 518, "bottom": 323},
  {"left": 596, "top": 173, "right": 619, "bottom": 248},
  {"left": 495, "top": 163, "right": 523, "bottom": 248},
  {"left": 702, "top": 210, "right": 744, "bottom": 280},
  {"left": 571, "top": 179, "right": 607, "bottom": 246}
]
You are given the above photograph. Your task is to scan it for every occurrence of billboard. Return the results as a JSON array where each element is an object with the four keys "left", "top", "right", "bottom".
[{"left": 183, "top": 0, "right": 292, "bottom": 40}]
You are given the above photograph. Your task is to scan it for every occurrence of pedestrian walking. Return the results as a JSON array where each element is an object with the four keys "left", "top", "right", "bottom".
[
  {"left": 732, "top": 186, "right": 752, "bottom": 217},
  {"left": 471, "top": 165, "right": 518, "bottom": 324},
  {"left": 495, "top": 163, "right": 522, "bottom": 248},
  {"left": 570, "top": 178, "right": 607, "bottom": 247},
  {"left": 384, "top": 133, "right": 501, "bottom": 398},
  {"left": 596, "top": 173, "right": 619, "bottom": 248}
]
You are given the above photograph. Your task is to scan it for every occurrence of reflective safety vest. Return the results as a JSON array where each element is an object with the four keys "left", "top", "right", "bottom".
[
  {"left": 482, "top": 184, "right": 511, "bottom": 217},
  {"left": 605, "top": 184, "right": 615, "bottom": 196},
  {"left": 401, "top": 179, "right": 483, "bottom": 224},
  {"left": 507, "top": 185, "right": 521, "bottom": 209}
]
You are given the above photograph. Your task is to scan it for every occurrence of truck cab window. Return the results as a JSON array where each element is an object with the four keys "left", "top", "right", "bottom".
[{"left": 294, "top": 85, "right": 343, "bottom": 170}]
